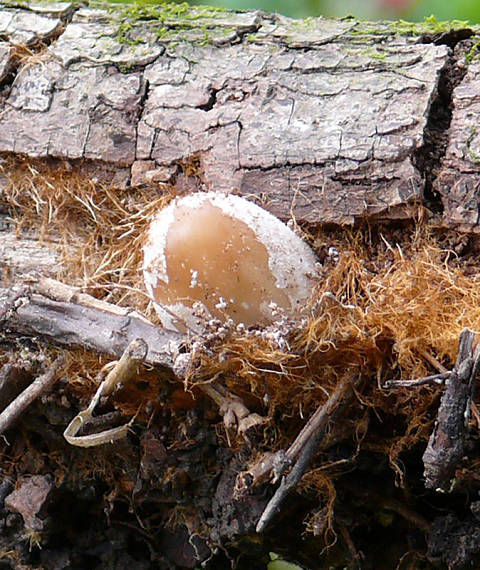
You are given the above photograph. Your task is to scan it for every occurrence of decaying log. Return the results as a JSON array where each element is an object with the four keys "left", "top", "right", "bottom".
[
  {"left": 1, "top": 1, "right": 477, "bottom": 230},
  {"left": 0, "top": 215, "right": 60, "bottom": 279},
  {"left": 435, "top": 53, "right": 480, "bottom": 233},
  {"left": 1, "top": 3, "right": 480, "bottom": 284},
  {"left": 4, "top": 2, "right": 480, "bottom": 567}
]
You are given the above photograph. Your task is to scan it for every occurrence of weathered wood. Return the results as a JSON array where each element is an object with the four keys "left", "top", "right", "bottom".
[
  {"left": 0, "top": 356, "right": 63, "bottom": 435},
  {"left": 435, "top": 57, "right": 480, "bottom": 232},
  {"left": 423, "top": 329, "right": 480, "bottom": 492},
  {"left": 0, "top": 278, "right": 269, "bottom": 443},
  {"left": 2, "top": 4, "right": 480, "bottom": 567},
  {"left": 255, "top": 377, "right": 356, "bottom": 532},
  {"left": 0, "top": 283, "right": 185, "bottom": 369},
  {"left": 0, "top": 1, "right": 461, "bottom": 226},
  {"left": 0, "top": 215, "right": 60, "bottom": 280}
]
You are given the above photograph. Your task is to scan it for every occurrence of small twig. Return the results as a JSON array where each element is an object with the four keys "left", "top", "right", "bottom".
[
  {"left": 235, "top": 397, "right": 360, "bottom": 499},
  {"left": 236, "top": 377, "right": 361, "bottom": 500},
  {"left": 385, "top": 349, "right": 451, "bottom": 388},
  {"left": 420, "top": 350, "right": 449, "bottom": 374},
  {"left": 378, "top": 496, "right": 430, "bottom": 532},
  {"left": 384, "top": 372, "right": 450, "bottom": 389},
  {"left": 283, "top": 382, "right": 357, "bottom": 464},
  {"left": 345, "top": 482, "right": 430, "bottom": 532},
  {"left": 256, "top": 378, "right": 356, "bottom": 533},
  {"left": 63, "top": 338, "right": 147, "bottom": 447},
  {"left": 34, "top": 277, "right": 152, "bottom": 323},
  {"left": 0, "top": 356, "right": 64, "bottom": 434},
  {"left": 384, "top": 330, "right": 480, "bottom": 492}
]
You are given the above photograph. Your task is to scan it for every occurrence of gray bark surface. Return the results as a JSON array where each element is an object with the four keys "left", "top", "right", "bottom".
[
  {"left": 0, "top": 279, "right": 184, "bottom": 369},
  {"left": 0, "top": 214, "right": 60, "bottom": 277},
  {"left": 1, "top": 1, "right": 476, "bottom": 233},
  {"left": 435, "top": 57, "right": 480, "bottom": 232}
]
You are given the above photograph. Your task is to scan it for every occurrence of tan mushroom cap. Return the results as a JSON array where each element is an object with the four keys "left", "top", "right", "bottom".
[{"left": 143, "top": 192, "right": 318, "bottom": 333}]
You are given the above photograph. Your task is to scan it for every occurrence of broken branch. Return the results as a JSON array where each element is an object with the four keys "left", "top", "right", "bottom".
[
  {"left": 0, "top": 279, "right": 185, "bottom": 369},
  {"left": 423, "top": 329, "right": 480, "bottom": 491},
  {"left": 1, "top": 278, "right": 268, "bottom": 440},
  {"left": 0, "top": 356, "right": 64, "bottom": 435},
  {"left": 255, "top": 377, "right": 356, "bottom": 532}
]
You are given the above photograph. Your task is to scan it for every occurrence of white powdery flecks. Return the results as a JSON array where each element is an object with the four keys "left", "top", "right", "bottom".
[{"left": 143, "top": 191, "right": 319, "bottom": 333}]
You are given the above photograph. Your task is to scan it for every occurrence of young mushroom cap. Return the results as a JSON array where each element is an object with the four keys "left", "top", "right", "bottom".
[{"left": 143, "top": 192, "right": 318, "bottom": 333}]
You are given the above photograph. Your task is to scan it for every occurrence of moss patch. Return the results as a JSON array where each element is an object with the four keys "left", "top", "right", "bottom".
[
  {"left": 392, "top": 14, "right": 470, "bottom": 36},
  {"left": 99, "top": 0, "right": 232, "bottom": 47}
]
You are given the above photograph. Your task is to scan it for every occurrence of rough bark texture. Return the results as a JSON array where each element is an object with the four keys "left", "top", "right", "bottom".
[
  {"left": 0, "top": 1, "right": 473, "bottom": 230},
  {"left": 0, "top": 285, "right": 184, "bottom": 369},
  {"left": 422, "top": 329, "right": 479, "bottom": 492},
  {"left": 435, "top": 52, "right": 480, "bottom": 232}
]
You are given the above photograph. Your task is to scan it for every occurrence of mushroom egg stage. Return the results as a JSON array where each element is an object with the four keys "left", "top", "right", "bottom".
[{"left": 143, "top": 192, "right": 318, "bottom": 333}]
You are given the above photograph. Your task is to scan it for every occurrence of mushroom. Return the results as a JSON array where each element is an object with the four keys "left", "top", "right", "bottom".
[{"left": 143, "top": 192, "right": 318, "bottom": 333}]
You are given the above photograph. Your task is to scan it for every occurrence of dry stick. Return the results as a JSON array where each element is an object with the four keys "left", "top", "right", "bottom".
[
  {"left": 256, "top": 378, "right": 356, "bottom": 533},
  {"left": 423, "top": 347, "right": 480, "bottom": 431},
  {"left": 385, "top": 371, "right": 450, "bottom": 389},
  {"left": 423, "top": 329, "right": 480, "bottom": 491},
  {"left": 0, "top": 282, "right": 184, "bottom": 369},
  {"left": 233, "top": 380, "right": 356, "bottom": 500},
  {"left": 237, "top": 376, "right": 363, "bottom": 499},
  {"left": 1, "top": 279, "right": 267, "bottom": 436},
  {"left": 236, "top": 378, "right": 358, "bottom": 498},
  {"left": 420, "top": 350, "right": 449, "bottom": 374},
  {"left": 0, "top": 356, "right": 64, "bottom": 434},
  {"left": 384, "top": 330, "right": 480, "bottom": 492},
  {"left": 385, "top": 349, "right": 450, "bottom": 388}
]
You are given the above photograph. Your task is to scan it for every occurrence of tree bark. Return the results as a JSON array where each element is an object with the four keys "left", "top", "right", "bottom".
[{"left": 1, "top": 2, "right": 474, "bottom": 234}]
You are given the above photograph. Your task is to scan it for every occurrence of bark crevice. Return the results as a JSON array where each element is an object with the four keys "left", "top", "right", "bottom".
[{"left": 414, "top": 42, "right": 470, "bottom": 215}]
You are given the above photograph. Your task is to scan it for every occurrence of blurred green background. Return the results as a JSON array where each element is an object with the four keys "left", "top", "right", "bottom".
[
  {"left": 188, "top": 0, "right": 480, "bottom": 21},
  {"left": 108, "top": 0, "right": 480, "bottom": 23}
]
